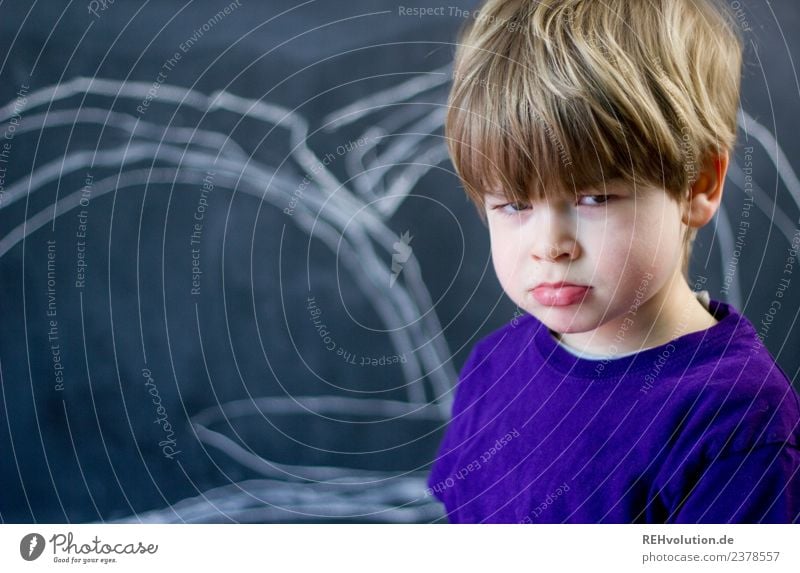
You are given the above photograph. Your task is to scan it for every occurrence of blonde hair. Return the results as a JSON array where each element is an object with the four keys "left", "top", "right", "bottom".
[{"left": 447, "top": 0, "right": 743, "bottom": 276}]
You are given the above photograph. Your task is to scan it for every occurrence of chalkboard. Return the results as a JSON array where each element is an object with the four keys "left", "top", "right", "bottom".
[{"left": 0, "top": 0, "right": 798, "bottom": 523}]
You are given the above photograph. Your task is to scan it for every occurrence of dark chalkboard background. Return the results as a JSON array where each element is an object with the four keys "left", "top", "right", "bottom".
[{"left": 0, "top": 0, "right": 798, "bottom": 523}]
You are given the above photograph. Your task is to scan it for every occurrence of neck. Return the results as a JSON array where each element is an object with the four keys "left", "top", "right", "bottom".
[{"left": 556, "top": 270, "right": 717, "bottom": 358}]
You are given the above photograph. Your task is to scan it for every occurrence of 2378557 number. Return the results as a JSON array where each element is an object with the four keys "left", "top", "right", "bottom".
[{"left": 729, "top": 551, "right": 780, "bottom": 562}]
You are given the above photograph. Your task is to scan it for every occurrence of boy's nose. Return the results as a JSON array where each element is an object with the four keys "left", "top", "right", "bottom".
[
  {"left": 531, "top": 237, "right": 579, "bottom": 262},
  {"left": 528, "top": 209, "right": 580, "bottom": 262}
]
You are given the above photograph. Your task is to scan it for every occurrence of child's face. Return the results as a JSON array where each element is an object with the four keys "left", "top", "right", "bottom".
[{"left": 484, "top": 180, "right": 687, "bottom": 336}]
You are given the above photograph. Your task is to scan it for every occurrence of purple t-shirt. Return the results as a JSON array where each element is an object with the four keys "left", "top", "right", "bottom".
[{"left": 428, "top": 299, "right": 800, "bottom": 523}]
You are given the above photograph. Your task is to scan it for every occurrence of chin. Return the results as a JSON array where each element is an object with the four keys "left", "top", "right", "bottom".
[{"left": 531, "top": 306, "right": 600, "bottom": 335}]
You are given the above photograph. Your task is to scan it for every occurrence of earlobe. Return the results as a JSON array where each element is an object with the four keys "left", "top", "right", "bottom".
[{"left": 681, "top": 151, "right": 729, "bottom": 228}]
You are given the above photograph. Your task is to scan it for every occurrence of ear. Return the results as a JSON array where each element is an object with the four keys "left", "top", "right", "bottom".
[{"left": 681, "top": 151, "right": 729, "bottom": 228}]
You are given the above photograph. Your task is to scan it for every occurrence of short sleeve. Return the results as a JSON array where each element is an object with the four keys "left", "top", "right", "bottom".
[{"left": 668, "top": 442, "right": 800, "bottom": 523}]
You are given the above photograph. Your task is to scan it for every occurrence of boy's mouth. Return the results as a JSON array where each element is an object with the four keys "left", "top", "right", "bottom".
[{"left": 530, "top": 282, "right": 591, "bottom": 307}]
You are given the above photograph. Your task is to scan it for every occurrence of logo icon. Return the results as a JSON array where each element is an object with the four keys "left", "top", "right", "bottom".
[
  {"left": 390, "top": 230, "right": 413, "bottom": 287},
  {"left": 20, "top": 533, "right": 45, "bottom": 561}
]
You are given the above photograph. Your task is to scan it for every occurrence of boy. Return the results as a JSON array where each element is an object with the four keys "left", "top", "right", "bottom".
[{"left": 428, "top": 0, "right": 800, "bottom": 523}]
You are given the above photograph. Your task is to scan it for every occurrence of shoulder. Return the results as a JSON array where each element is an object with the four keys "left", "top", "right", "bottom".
[
  {"left": 448, "top": 314, "right": 541, "bottom": 414},
  {"left": 458, "top": 313, "right": 541, "bottom": 382},
  {"left": 643, "top": 303, "right": 800, "bottom": 455},
  {"left": 663, "top": 346, "right": 800, "bottom": 456}
]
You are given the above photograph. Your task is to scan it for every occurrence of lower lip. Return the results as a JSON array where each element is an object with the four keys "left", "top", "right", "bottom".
[{"left": 531, "top": 285, "right": 591, "bottom": 306}]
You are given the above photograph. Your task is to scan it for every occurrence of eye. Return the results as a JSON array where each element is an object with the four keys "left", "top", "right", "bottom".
[
  {"left": 492, "top": 202, "right": 532, "bottom": 216},
  {"left": 577, "top": 194, "right": 614, "bottom": 207}
]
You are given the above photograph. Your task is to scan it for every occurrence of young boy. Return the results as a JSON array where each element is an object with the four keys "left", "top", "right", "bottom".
[{"left": 428, "top": 0, "right": 800, "bottom": 523}]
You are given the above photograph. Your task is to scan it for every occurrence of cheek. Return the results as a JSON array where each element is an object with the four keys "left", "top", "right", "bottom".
[
  {"left": 577, "top": 221, "right": 636, "bottom": 276},
  {"left": 490, "top": 235, "right": 519, "bottom": 279},
  {"left": 596, "top": 204, "right": 684, "bottom": 288},
  {"left": 573, "top": 227, "right": 655, "bottom": 296},
  {"left": 632, "top": 203, "right": 685, "bottom": 265},
  {"left": 489, "top": 227, "right": 527, "bottom": 290}
]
